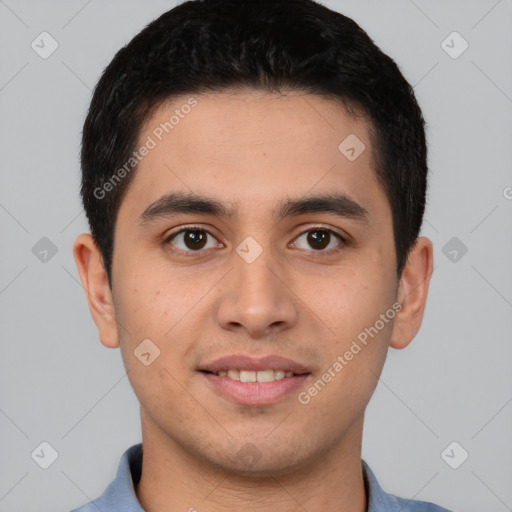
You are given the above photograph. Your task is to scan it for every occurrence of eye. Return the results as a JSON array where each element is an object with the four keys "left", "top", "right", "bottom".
[
  {"left": 165, "top": 227, "right": 220, "bottom": 252},
  {"left": 292, "top": 228, "right": 346, "bottom": 252}
]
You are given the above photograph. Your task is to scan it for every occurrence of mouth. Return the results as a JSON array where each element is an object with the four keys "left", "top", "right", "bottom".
[
  {"left": 198, "top": 355, "right": 311, "bottom": 405},
  {"left": 201, "top": 369, "right": 302, "bottom": 382}
]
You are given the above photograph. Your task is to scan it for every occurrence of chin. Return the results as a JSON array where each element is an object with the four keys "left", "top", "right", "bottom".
[{"left": 199, "top": 438, "right": 314, "bottom": 479}]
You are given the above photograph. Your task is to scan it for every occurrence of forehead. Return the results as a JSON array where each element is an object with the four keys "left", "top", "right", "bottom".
[
  {"left": 122, "top": 90, "right": 387, "bottom": 220},
  {"left": 141, "top": 89, "right": 370, "bottom": 156}
]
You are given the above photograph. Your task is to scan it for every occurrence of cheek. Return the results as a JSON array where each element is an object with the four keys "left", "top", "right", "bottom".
[
  {"left": 298, "top": 294, "right": 394, "bottom": 422},
  {"left": 302, "top": 265, "right": 396, "bottom": 342},
  {"left": 112, "top": 255, "right": 180, "bottom": 336},
  {"left": 114, "top": 284, "right": 196, "bottom": 416},
  {"left": 112, "top": 261, "right": 214, "bottom": 382}
]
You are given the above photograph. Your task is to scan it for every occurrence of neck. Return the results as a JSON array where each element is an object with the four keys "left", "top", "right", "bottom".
[{"left": 135, "top": 412, "right": 367, "bottom": 512}]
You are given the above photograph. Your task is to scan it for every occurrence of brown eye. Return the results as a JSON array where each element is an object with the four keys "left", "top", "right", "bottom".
[
  {"left": 293, "top": 228, "right": 345, "bottom": 252},
  {"left": 166, "top": 228, "right": 218, "bottom": 252},
  {"left": 183, "top": 230, "right": 207, "bottom": 250},
  {"left": 307, "top": 230, "right": 331, "bottom": 250}
]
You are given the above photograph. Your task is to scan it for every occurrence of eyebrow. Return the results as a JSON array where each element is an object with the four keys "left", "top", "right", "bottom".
[
  {"left": 138, "top": 191, "right": 369, "bottom": 226},
  {"left": 275, "top": 194, "right": 369, "bottom": 224},
  {"left": 139, "top": 193, "right": 235, "bottom": 224}
]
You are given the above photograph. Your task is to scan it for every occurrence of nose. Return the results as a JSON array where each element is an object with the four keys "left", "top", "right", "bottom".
[{"left": 216, "top": 250, "right": 299, "bottom": 339}]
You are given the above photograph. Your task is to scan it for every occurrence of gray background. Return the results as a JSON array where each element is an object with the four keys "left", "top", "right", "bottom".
[{"left": 1, "top": 0, "right": 511, "bottom": 510}]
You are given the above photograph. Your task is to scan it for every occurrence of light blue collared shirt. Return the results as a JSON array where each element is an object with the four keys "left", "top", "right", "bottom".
[{"left": 71, "top": 443, "right": 452, "bottom": 512}]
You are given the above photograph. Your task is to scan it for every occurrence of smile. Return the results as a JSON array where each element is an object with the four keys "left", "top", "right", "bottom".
[
  {"left": 198, "top": 354, "right": 311, "bottom": 405},
  {"left": 204, "top": 369, "right": 297, "bottom": 382}
]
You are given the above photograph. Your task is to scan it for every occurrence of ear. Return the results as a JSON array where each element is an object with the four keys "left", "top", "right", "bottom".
[
  {"left": 390, "top": 237, "right": 434, "bottom": 350},
  {"left": 73, "top": 233, "right": 120, "bottom": 348}
]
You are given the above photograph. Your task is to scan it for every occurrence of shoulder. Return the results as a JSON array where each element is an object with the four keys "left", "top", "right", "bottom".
[
  {"left": 382, "top": 492, "right": 453, "bottom": 511},
  {"left": 363, "top": 460, "right": 453, "bottom": 512},
  {"left": 70, "top": 444, "right": 144, "bottom": 512}
]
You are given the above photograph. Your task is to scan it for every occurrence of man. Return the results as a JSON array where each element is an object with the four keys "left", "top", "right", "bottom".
[{"left": 71, "top": 0, "right": 450, "bottom": 510}]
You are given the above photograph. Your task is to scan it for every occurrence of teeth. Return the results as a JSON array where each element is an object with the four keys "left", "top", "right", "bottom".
[
  {"left": 227, "top": 369, "right": 240, "bottom": 381},
  {"left": 256, "top": 370, "right": 274, "bottom": 382},
  {"left": 240, "top": 370, "right": 256, "bottom": 382},
  {"left": 215, "top": 369, "right": 297, "bottom": 381}
]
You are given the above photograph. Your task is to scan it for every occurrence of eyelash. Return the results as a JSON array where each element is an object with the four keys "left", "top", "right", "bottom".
[{"left": 163, "top": 224, "right": 348, "bottom": 256}]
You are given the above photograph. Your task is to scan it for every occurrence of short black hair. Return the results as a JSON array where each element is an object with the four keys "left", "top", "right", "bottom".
[{"left": 80, "top": 0, "right": 428, "bottom": 283}]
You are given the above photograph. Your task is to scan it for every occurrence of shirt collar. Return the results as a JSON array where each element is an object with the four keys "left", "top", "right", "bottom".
[
  {"left": 85, "top": 443, "right": 144, "bottom": 512},
  {"left": 84, "top": 443, "right": 442, "bottom": 512}
]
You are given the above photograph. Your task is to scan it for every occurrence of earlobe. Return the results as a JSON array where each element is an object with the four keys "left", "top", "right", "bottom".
[
  {"left": 389, "top": 237, "right": 434, "bottom": 350},
  {"left": 73, "top": 233, "right": 120, "bottom": 348}
]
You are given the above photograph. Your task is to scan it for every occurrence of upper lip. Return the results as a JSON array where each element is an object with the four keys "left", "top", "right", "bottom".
[{"left": 199, "top": 354, "right": 310, "bottom": 374}]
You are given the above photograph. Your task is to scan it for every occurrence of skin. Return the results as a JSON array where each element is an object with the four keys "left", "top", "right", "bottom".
[{"left": 74, "top": 90, "right": 433, "bottom": 512}]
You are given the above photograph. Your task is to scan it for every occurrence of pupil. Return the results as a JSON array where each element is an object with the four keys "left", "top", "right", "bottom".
[
  {"left": 308, "top": 230, "right": 329, "bottom": 250},
  {"left": 185, "top": 230, "right": 207, "bottom": 250}
]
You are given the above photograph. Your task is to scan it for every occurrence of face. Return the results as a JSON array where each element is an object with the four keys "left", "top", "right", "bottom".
[{"left": 75, "top": 90, "right": 432, "bottom": 476}]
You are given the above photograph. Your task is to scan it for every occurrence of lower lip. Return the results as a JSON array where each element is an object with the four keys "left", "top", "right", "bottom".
[{"left": 200, "top": 372, "right": 310, "bottom": 405}]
